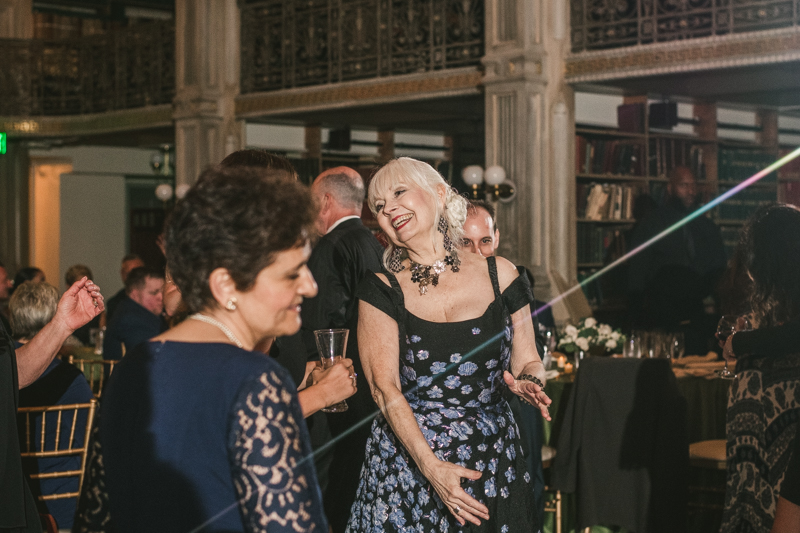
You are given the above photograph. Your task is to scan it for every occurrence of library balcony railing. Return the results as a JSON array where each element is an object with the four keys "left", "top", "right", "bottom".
[
  {"left": 571, "top": 0, "right": 800, "bottom": 52},
  {"left": 0, "top": 20, "right": 175, "bottom": 117},
  {"left": 239, "top": 0, "right": 484, "bottom": 94}
]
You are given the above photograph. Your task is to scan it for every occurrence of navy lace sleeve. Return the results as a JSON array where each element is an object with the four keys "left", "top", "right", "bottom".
[
  {"left": 501, "top": 270, "right": 535, "bottom": 315},
  {"left": 228, "top": 368, "right": 327, "bottom": 532},
  {"left": 356, "top": 271, "right": 399, "bottom": 321}
]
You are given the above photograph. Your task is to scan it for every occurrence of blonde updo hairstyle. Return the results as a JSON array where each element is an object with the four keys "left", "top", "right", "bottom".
[{"left": 368, "top": 157, "right": 468, "bottom": 270}]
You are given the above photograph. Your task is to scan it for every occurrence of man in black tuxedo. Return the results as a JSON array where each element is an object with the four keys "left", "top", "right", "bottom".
[
  {"left": 301, "top": 166, "right": 384, "bottom": 532},
  {"left": 103, "top": 267, "right": 166, "bottom": 361},
  {"left": 104, "top": 254, "right": 145, "bottom": 323}
]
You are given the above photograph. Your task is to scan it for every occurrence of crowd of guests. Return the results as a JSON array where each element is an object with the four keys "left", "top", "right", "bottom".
[{"left": 0, "top": 150, "right": 798, "bottom": 533}]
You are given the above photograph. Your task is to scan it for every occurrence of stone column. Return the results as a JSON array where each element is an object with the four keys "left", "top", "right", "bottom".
[
  {"left": 0, "top": 0, "right": 32, "bottom": 38},
  {"left": 378, "top": 130, "right": 395, "bottom": 164},
  {"left": 482, "top": 0, "right": 573, "bottom": 309},
  {"left": 174, "top": 0, "right": 244, "bottom": 187}
]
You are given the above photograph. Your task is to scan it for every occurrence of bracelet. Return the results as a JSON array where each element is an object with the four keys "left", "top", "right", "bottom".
[{"left": 517, "top": 374, "right": 544, "bottom": 388}]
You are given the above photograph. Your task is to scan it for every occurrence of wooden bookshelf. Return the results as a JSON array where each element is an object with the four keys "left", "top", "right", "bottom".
[{"left": 573, "top": 100, "right": 781, "bottom": 314}]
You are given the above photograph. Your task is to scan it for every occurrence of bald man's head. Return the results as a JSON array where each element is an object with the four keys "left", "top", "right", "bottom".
[
  {"left": 667, "top": 166, "right": 697, "bottom": 210},
  {"left": 312, "top": 166, "right": 365, "bottom": 233}
]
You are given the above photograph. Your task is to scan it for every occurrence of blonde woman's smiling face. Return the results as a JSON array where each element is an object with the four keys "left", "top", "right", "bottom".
[{"left": 374, "top": 182, "right": 439, "bottom": 246}]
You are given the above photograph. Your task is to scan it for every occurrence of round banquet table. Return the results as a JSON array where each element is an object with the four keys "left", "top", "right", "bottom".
[{"left": 540, "top": 369, "right": 731, "bottom": 533}]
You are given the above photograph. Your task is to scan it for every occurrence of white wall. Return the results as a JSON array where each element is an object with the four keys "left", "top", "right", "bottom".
[
  {"left": 29, "top": 145, "right": 154, "bottom": 174},
  {"left": 59, "top": 173, "right": 126, "bottom": 295},
  {"left": 28, "top": 146, "right": 154, "bottom": 293}
]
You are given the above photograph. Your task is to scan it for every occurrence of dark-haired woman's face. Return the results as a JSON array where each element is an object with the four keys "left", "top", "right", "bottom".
[{"left": 236, "top": 242, "right": 318, "bottom": 340}]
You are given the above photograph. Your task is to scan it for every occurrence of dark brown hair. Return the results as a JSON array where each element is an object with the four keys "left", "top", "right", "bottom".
[
  {"left": 219, "top": 149, "right": 297, "bottom": 180},
  {"left": 741, "top": 204, "right": 800, "bottom": 327},
  {"left": 165, "top": 165, "right": 316, "bottom": 313}
]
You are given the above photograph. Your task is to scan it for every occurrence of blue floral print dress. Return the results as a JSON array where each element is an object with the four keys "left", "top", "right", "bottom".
[{"left": 347, "top": 257, "right": 538, "bottom": 533}]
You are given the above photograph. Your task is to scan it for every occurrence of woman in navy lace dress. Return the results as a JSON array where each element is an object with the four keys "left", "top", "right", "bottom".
[
  {"left": 347, "top": 158, "right": 551, "bottom": 532},
  {"left": 74, "top": 166, "right": 350, "bottom": 532}
]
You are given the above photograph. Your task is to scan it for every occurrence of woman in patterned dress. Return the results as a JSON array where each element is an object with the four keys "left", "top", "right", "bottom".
[
  {"left": 74, "top": 166, "right": 356, "bottom": 532},
  {"left": 721, "top": 204, "right": 800, "bottom": 533},
  {"left": 347, "top": 158, "right": 551, "bottom": 532}
]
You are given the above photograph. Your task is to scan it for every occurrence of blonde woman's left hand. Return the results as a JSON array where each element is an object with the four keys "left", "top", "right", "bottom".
[{"left": 503, "top": 371, "right": 552, "bottom": 421}]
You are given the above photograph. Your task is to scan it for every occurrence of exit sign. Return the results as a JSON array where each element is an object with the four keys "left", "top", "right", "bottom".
[{"left": 0, "top": 133, "right": 5, "bottom": 154}]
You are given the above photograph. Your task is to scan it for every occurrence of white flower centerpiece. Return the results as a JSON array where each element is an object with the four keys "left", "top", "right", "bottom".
[{"left": 557, "top": 317, "right": 626, "bottom": 356}]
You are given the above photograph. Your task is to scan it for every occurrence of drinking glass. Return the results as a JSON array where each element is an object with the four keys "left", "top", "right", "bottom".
[
  {"left": 670, "top": 332, "right": 685, "bottom": 360},
  {"left": 574, "top": 350, "right": 585, "bottom": 370},
  {"left": 715, "top": 316, "right": 751, "bottom": 379},
  {"left": 624, "top": 333, "right": 642, "bottom": 359},
  {"left": 314, "top": 329, "right": 349, "bottom": 413},
  {"left": 93, "top": 327, "right": 105, "bottom": 356}
]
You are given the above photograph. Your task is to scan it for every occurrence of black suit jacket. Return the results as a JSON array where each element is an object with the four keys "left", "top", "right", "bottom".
[
  {"left": 103, "top": 297, "right": 165, "bottom": 361},
  {"left": 299, "top": 218, "right": 384, "bottom": 418},
  {"left": 281, "top": 217, "right": 383, "bottom": 533}
]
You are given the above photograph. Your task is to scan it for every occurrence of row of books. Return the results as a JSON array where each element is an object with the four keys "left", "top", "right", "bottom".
[
  {"left": 718, "top": 148, "right": 777, "bottom": 183},
  {"left": 648, "top": 138, "right": 706, "bottom": 179},
  {"left": 575, "top": 137, "right": 645, "bottom": 176},
  {"left": 717, "top": 187, "right": 776, "bottom": 221},
  {"left": 720, "top": 226, "right": 742, "bottom": 259},
  {"left": 577, "top": 226, "right": 627, "bottom": 265},
  {"left": 577, "top": 183, "right": 637, "bottom": 220}
]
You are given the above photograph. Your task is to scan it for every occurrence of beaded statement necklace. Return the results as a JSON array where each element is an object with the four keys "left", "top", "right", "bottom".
[{"left": 409, "top": 252, "right": 460, "bottom": 295}]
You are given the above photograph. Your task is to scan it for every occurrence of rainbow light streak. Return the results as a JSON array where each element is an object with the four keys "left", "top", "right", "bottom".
[
  {"left": 190, "top": 147, "right": 800, "bottom": 531},
  {"left": 533, "top": 145, "right": 800, "bottom": 318}
]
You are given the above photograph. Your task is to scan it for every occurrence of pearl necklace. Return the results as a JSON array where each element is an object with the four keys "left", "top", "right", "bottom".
[{"left": 189, "top": 313, "right": 244, "bottom": 348}]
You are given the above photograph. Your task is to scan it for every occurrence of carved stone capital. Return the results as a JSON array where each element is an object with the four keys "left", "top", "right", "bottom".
[
  {"left": 482, "top": 51, "right": 546, "bottom": 86},
  {"left": 172, "top": 97, "right": 221, "bottom": 120}
]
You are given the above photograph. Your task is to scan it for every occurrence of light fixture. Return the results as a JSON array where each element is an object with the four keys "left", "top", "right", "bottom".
[
  {"left": 155, "top": 183, "right": 174, "bottom": 202},
  {"left": 150, "top": 144, "right": 174, "bottom": 176},
  {"left": 461, "top": 165, "right": 516, "bottom": 202}
]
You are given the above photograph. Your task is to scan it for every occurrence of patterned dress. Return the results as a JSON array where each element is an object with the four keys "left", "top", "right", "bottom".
[
  {"left": 722, "top": 351, "right": 800, "bottom": 533},
  {"left": 347, "top": 257, "right": 538, "bottom": 533}
]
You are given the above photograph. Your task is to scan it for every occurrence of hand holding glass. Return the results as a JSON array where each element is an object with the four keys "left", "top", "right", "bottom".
[
  {"left": 314, "top": 329, "right": 349, "bottom": 413},
  {"left": 715, "top": 316, "right": 751, "bottom": 379}
]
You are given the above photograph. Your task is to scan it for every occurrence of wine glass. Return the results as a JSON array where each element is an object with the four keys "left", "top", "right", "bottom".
[
  {"left": 670, "top": 332, "right": 685, "bottom": 360},
  {"left": 715, "top": 316, "right": 751, "bottom": 379},
  {"left": 314, "top": 329, "right": 350, "bottom": 413}
]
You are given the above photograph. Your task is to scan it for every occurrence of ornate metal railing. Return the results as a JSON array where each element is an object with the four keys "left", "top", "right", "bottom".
[
  {"left": 571, "top": 0, "right": 800, "bottom": 52},
  {"left": 0, "top": 20, "right": 174, "bottom": 116},
  {"left": 240, "top": 0, "right": 483, "bottom": 93}
]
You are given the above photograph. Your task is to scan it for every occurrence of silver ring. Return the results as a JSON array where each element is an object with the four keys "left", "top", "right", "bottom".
[{"left": 454, "top": 505, "right": 461, "bottom": 514}]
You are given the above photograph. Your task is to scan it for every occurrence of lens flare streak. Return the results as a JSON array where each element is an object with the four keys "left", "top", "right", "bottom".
[{"left": 191, "top": 147, "right": 800, "bottom": 531}]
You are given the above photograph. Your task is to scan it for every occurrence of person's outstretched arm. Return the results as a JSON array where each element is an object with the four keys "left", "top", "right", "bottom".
[{"left": 17, "top": 277, "right": 103, "bottom": 388}]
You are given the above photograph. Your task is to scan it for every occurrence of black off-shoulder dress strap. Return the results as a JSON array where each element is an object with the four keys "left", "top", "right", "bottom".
[
  {"left": 356, "top": 271, "right": 404, "bottom": 322},
  {"left": 501, "top": 266, "right": 535, "bottom": 315},
  {"left": 486, "top": 256, "right": 502, "bottom": 299}
]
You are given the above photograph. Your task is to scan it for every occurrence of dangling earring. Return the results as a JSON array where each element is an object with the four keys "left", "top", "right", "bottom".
[
  {"left": 438, "top": 216, "right": 454, "bottom": 252},
  {"left": 437, "top": 215, "right": 448, "bottom": 235},
  {"left": 389, "top": 248, "right": 405, "bottom": 273},
  {"left": 225, "top": 297, "right": 237, "bottom": 311}
]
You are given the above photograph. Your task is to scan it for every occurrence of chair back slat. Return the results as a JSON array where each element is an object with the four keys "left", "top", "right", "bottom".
[
  {"left": 17, "top": 400, "right": 98, "bottom": 503},
  {"left": 54, "top": 410, "right": 63, "bottom": 451},
  {"left": 66, "top": 357, "right": 119, "bottom": 398}
]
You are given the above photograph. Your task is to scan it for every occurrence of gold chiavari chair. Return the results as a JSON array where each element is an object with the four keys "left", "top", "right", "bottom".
[
  {"left": 67, "top": 356, "right": 119, "bottom": 398},
  {"left": 542, "top": 445, "right": 563, "bottom": 533},
  {"left": 17, "top": 399, "right": 98, "bottom": 502}
]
